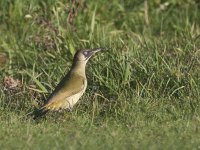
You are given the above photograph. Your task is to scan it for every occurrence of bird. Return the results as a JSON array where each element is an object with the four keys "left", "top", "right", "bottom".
[{"left": 34, "top": 48, "right": 102, "bottom": 118}]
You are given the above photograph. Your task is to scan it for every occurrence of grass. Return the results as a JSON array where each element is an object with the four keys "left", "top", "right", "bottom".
[{"left": 0, "top": 0, "right": 200, "bottom": 149}]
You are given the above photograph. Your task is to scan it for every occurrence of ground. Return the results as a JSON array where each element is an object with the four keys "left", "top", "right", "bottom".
[{"left": 0, "top": 0, "right": 200, "bottom": 149}]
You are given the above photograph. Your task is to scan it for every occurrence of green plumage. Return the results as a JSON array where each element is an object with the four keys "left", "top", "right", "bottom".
[{"left": 34, "top": 48, "right": 102, "bottom": 119}]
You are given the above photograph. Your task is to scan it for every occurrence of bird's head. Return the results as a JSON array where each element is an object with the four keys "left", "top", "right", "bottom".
[
  {"left": 73, "top": 48, "right": 102, "bottom": 62},
  {"left": 71, "top": 48, "right": 102, "bottom": 75}
]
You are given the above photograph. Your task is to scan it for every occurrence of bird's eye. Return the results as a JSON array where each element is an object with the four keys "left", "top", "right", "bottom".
[{"left": 83, "top": 51, "right": 88, "bottom": 56}]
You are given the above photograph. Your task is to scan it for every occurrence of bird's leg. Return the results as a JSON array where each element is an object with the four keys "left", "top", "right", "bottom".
[{"left": 68, "top": 106, "right": 73, "bottom": 112}]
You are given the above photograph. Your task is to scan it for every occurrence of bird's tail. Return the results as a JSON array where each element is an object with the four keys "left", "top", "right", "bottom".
[{"left": 33, "top": 106, "right": 49, "bottom": 119}]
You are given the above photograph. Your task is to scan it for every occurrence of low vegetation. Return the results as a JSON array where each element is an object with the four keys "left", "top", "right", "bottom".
[{"left": 0, "top": 0, "right": 200, "bottom": 149}]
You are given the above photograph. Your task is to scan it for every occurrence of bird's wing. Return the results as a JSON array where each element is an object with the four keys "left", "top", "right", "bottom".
[{"left": 42, "top": 73, "right": 85, "bottom": 110}]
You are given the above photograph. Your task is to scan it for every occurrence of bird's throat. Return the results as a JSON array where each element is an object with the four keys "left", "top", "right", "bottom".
[{"left": 71, "top": 61, "right": 87, "bottom": 77}]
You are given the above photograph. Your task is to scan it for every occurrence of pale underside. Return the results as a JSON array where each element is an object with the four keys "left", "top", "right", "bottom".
[{"left": 46, "top": 89, "right": 86, "bottom": 111}]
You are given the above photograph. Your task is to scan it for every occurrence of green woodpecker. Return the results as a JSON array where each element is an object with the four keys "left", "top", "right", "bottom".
[{"left": 34, "top": 48, "right": 102, "bottom": 118}]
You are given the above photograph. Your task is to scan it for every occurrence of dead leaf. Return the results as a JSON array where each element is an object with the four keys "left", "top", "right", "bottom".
[{"left": 3, "top": 76, "right": 21, "bottom": 90}]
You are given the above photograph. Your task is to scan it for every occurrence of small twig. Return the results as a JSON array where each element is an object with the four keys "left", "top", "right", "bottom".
[
  {"left": 93, "top": 93, "right": 110, "bottom": 102},
  {"left": 67, "top": 0, "right": 81, "bottom": 26},
  {"left": 144, "top": 0, "right": 149, "bottom": 25}
]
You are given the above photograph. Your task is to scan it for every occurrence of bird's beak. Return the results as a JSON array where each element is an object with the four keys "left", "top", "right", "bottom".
[
  {"left": 91, "top": 48, "right": 102, "bottom": 54},
  {"left": 86, "top": 48, "right": 102, "bottom": 59}
]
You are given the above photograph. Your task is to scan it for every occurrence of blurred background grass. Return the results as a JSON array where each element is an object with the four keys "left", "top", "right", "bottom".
[{"left": 0, "top": 0, "right": 200, "bottom": 149}]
